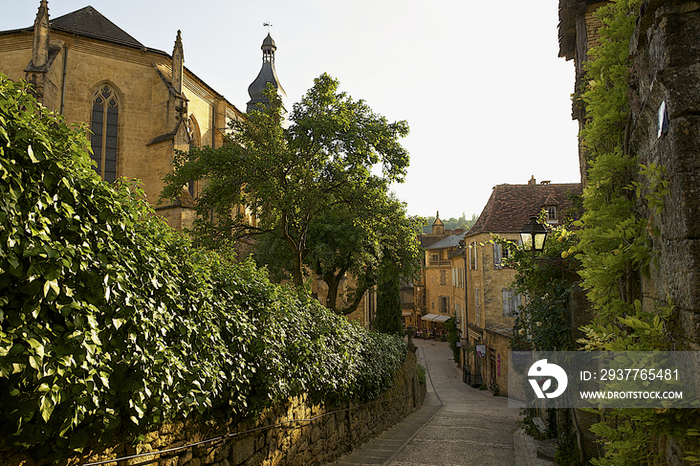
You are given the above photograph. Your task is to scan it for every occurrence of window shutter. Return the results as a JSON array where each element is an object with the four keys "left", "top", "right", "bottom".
[{"left": 494, "top": 243, "right": 502, "bottom": 270}]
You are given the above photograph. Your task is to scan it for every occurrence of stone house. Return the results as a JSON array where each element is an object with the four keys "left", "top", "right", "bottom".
[
  {"left": 411, "top": 214, "right": 460, "bottom": 332},
  {"left": 460, "top": 177, "right": 582, "bottom": 395},
  {"left": 449, "top": 241, "right": 468, "bottom": 339},
  {"left": 0, "top": 1, "right": 245, "bottom": 229},
  {"left": 421, "top": 230, "right": 466, "bottom": 329}
]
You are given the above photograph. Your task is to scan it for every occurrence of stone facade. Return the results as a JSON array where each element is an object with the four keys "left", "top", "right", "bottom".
[
  {"left": 412, "top": 214, "right": 453, "bottom": 330},
  {"left": 627, "top": 0, "right": 700, "bottom": 349},
  {"left": 0, "top": 4, "right": 243, "bottom": 229},
  {"left": 460, "top": 179, "right": 582, "bottom": 394},
  {"left": 483, "top": 326, "right": 512, "bottom": 396},
  {"left": 0, "top": 352, "right": 423, "bottom": 466},
  {"left": 558, "top": 0, "right": 610, "bottom": 184},
  {"left": 560, "top": 0, "right": 700, "bottom": 350},
  {"left": 424, "top": 232, "right": 465, "bottom": 320},
  {"left": 449, "top": 247, "right": 467, "bottom": 334},
  {"left": 462, "top": 231, "right": 519, "bottom": 393}
]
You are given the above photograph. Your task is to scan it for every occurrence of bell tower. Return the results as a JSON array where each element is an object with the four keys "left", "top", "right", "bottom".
[{"left": 246, "top": 30, "right": 286, "bottom": 112}]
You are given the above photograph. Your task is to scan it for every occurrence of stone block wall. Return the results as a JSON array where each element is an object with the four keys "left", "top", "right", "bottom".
[
  {"left": 627, "top": 0, "right": 700, "bottom": 350},
  {"left": 483, "top": 328, "right": 511, "bottom": 396},
  {"left": 1, "top": 351, "right": 422, "bottom": 466}
]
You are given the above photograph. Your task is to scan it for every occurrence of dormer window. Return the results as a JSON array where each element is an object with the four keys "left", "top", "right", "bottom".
[{"left": 543, "top": 194, "right": 560, "bottom": 225}]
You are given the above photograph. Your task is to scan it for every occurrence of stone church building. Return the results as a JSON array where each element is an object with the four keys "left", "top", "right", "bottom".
[{"left": 0, "top": 1, "right": 269, "bottom": 229}]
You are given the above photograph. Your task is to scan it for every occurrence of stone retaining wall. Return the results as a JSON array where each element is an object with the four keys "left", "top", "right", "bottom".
[{"left": 2, "top": 350, "right": 423, "bottom": 466}]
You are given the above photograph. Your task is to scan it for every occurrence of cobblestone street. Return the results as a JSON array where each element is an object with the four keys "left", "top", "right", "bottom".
[{"left": 330, "top": 339, "right": 552, "bottom": 466}]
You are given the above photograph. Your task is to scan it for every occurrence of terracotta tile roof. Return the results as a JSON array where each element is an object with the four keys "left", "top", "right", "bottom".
[{"left": 467, "top": 182, "right": 582, "bottom": 236}]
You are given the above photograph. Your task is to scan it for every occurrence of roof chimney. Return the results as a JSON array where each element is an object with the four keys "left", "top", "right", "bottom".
[{"left": 528, "top": 175, "right": 536, "bottom": 186}]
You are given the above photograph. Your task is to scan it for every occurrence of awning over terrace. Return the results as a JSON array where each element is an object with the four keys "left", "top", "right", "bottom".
[{"left": 421, "top": 314, "right": 451, "bottom": 322}]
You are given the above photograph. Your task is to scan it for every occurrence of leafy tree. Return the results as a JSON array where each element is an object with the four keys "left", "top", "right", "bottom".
[
  {"left": 498, "top": 224, "right": 579, "bottom": 352},
  {"left": 0, "top": 74, "right": 409, "bottom": 459},
  {"left": 445, "top": 317, "right": 460, "bottom": 363},
  {"left": 306, "top": 195, "right": 422, "bottom": 315},
  {"left": 162, "top": 73, "right": 416, "bottom": 303},
  {"left": 374, "top": 258, "right": 403, "bottom": 335}
]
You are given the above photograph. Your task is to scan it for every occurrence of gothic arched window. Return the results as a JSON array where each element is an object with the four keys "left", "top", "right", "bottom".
[{"left": 90, "top": 85, "right": 119, "bottom": 182}]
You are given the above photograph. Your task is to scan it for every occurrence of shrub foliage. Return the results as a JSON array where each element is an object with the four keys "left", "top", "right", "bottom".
[{"left": 0, "top": 75, "right": 407, "bottom": 460}]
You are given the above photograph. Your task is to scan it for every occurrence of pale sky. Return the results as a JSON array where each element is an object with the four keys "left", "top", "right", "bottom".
[{"left": 1, "top": 0, "right": 581, "bottom": 220}]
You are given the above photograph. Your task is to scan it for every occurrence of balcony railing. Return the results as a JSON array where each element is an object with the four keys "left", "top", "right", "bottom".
[{"left": 428, "top": 260, "right": 451, "bottom": 266}]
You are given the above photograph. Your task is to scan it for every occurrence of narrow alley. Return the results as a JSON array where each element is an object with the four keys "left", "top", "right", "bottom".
[{"left": 329, "top": 339, "right": 553, "bottom": 466}]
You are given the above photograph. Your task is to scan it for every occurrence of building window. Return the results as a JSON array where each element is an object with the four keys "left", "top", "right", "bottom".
[
  {"left": 469, "top": 242, "right": 478, "bottom": 270},
  {"left": 494, "top": 243, "right": 515, "bottom": 269},
  {"left": 547, "top": 206, "right": 558, "bottom": 224},
  {"left": 440, "top": 296, "right": 449, "bottom": 314},
  {"left": 440, "top": 270, "right": 447, "bottom": 286},
  {"left": 90, "top": 85, "right": 119, "bottom": 182},
  {"left": 502, "top": 288, "right": 521, "bottom": 317},
  {"left": 493, "top": 243, "right": 503, "bottom": 269}
]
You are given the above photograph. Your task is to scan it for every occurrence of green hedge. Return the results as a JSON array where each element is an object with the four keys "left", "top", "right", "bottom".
[{"left": 0, "top": 75, "right": 407, "bottom": 460}]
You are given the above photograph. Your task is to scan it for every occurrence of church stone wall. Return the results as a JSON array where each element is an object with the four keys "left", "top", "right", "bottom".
[
  {"left": 0, "top": 34, "right": 34, "bottom": 80},
  {"left": 0, "top": 25, "right": 239, "bottom": 226}
]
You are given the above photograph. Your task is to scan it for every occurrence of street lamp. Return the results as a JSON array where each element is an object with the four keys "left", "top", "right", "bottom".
[{"left": 520, "top": 216, "right": 548, "bottom": 257}]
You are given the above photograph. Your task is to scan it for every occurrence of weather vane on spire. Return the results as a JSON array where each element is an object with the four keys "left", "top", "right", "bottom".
[{"left": 263, "top": 22, "right": 273, "bottom": 33}]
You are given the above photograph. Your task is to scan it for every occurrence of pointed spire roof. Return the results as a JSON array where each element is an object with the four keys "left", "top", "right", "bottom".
[
  {"left": 246, "top": 33, "right": 286, "bottom": 112},
  {"left": 173, "top": 29, "right": 184, "bottom": 58},
  {"left": 31, "top": 0, "right": 50, "bottom": 69},
  {"left": 50, "top": 5, "right": 143, "bottom": 48},
  {"left": 171, "top": 29, "right": 185, "bottom": 93},
  {"left": 35, "top": 0, "right": 49, "bottom": 26}
]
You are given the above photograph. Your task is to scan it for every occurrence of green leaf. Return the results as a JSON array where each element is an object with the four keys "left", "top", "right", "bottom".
[
  {"left": 27, "top": 338, "right": 45, "bottom": 358},
  {"left": 27, "top": 144, "right": 39, "bottom": 163},
  {"left": 39, "top": 394, "right": 55, "bottom": 422},
  {"left": 43, "top": 279, "right": 59, "bottom": 298}
]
